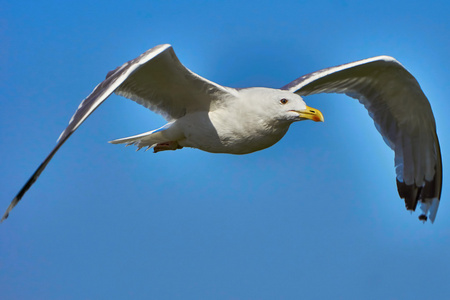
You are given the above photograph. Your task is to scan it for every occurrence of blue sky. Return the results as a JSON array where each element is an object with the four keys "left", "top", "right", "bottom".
[{"left": 1, "top": 0, "right": 450, "bottom": 299}]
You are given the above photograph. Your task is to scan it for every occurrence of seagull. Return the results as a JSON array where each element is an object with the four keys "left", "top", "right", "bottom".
[{"left": 1, "top": 44, "right": 442, "bottom": 223}]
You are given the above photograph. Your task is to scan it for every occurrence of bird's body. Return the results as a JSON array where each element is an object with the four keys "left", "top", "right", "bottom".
[
  {"left": 1, "top": 44, "right": 442, "bottom": 223},
  {"left": 112, "top": 87, "right": 314, "bottom": 154}
]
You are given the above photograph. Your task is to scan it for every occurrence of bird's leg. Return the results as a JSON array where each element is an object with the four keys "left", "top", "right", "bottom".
[{"left": 153, "top": 141, "right": 183, "bottom": 153}]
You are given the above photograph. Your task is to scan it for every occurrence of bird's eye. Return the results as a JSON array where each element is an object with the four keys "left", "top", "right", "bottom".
[{"left": 280, "top": 98, "right": 288, "bottom": 104}]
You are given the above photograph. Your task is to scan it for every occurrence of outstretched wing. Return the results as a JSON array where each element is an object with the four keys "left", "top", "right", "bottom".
[
  {"left": 282, "top": 56, "right": 442, "bottom": 222},
  {"left": 1, "top": 44, "right": 233, "bottom": 222},
  {"left": 112, "top": 45, "right": 235, "bottom": 121}
]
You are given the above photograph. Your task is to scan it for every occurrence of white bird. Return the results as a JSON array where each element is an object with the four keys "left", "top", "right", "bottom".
[{"left": 1, "top": 44, "right": 442, "bottom": 223}]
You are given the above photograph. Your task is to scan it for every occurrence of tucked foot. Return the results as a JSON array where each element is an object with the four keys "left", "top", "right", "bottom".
[{"left": 153, "top": 141, "right": 183, "bottom": 153}]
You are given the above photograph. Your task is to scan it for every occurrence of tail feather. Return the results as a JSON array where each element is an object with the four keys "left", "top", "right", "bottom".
[{"left": 109, "top": 124, "right": 172, "bottom": 150}]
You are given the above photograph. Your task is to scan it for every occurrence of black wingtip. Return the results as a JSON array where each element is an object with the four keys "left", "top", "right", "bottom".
[
  {"left": 396, "top": 179, "right": 421, "bottom": 211},
  {"left": 396, "top": 176, "right": 441, "bottom": 223},
  {"left": 1, "top": 214, "right": 9, "bottom": 223},
  {"left": 1, "top": 194, "right": 24, "bottom": 224},
  {"left": 418, "top": 214, "right": 428, "bottom": 222},
  {"left": 1, "top": 200, "right": 15, "bottom": 223},
  {"left": 0, "top": 213, "right": 8, "bottom": 223}
]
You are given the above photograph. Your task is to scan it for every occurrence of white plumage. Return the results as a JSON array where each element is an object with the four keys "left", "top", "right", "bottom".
[{"left": 1, "top": 44, "right": 442, "bottom": 223}]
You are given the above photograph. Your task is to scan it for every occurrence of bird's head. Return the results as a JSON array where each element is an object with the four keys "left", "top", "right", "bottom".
[{"left": 240, "top": 88, "right": 324, "bottom": 124}]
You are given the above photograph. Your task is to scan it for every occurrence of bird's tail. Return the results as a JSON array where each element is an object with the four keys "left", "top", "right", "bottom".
[{"left": 109, "top": 123, "right": 174, "bottom": 151}]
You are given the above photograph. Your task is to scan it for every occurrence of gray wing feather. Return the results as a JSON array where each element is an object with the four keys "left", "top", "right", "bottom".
[
  {"left": 282, "top": 56, "right": 442, "bottom": 222},
  {"left": 112, "top": 45, "right": 234, "bottom": 121}
]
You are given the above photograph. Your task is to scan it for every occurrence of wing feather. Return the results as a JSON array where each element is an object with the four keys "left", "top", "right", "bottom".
[
  {"left": 282, "top": 56, "right": 442, "bottom": 222},
  {"left": 113, "top": 45, "right": 235, "bottom": 121}
]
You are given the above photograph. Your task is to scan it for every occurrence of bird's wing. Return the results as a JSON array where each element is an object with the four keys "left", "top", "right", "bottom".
[
  {"left": 111, "top": 45, "right": 235, "bottom": 121},
  {"left": 282, "top": 56, "right": 442, "bottom": 222},
  {"left": 1, "top": 44, "right": 234, "bottom": 222}
]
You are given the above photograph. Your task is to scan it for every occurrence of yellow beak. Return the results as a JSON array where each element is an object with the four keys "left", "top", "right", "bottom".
[{"left": 295, "top": 105, "right": 324, "bottom": 122}]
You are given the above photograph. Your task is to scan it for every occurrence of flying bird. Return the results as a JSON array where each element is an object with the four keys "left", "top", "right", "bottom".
[{"left": 1, "top": 44, "right": 442, "bottom": 223}]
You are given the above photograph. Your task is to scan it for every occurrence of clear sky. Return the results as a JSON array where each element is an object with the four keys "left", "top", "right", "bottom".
[{"left": 1, "top": 0, "right": 450, "bottom": 299}]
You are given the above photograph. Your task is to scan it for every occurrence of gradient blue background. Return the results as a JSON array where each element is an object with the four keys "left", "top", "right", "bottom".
[{"left": 1, "top": 1, "right": 450, "bottom": 299}]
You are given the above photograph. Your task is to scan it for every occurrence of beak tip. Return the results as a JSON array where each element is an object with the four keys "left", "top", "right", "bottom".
[
  {"left": 297, "top": 105, "right": 324, "bottom": 122},
  {"left": 313, "top": 115, "right": 324, "bottom": 122}
]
